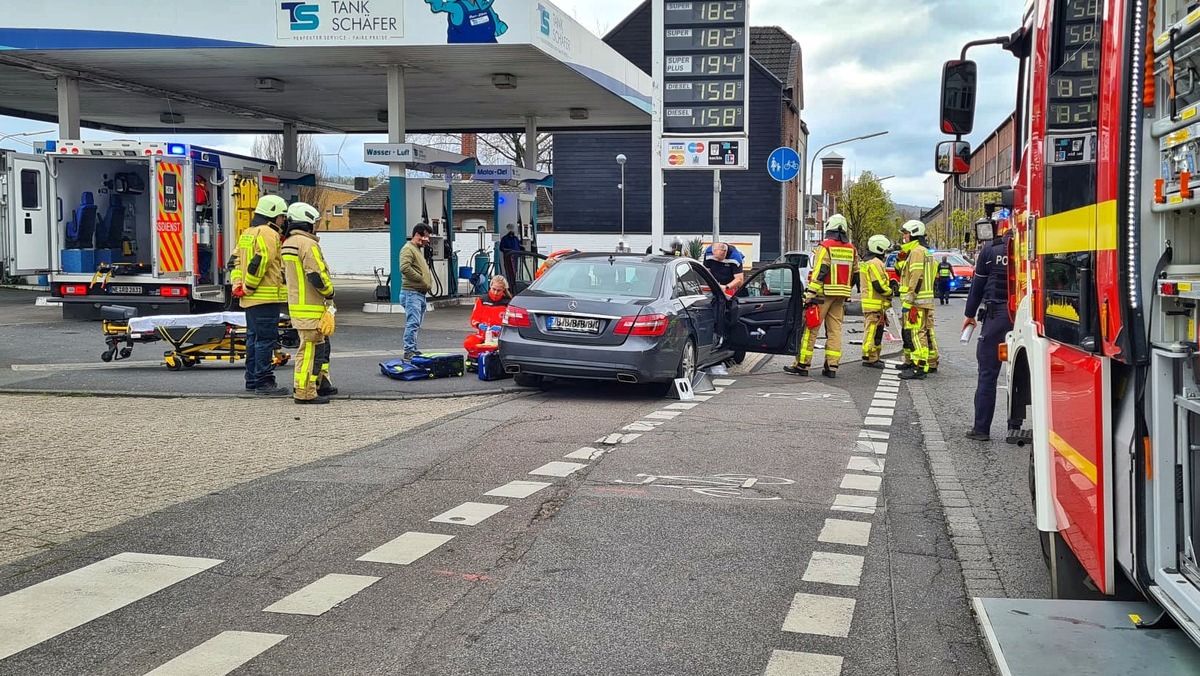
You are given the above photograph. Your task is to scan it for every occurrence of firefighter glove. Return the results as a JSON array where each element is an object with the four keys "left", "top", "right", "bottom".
[{"left": 907, "top": 306, "right": 919, "bottom": 324}]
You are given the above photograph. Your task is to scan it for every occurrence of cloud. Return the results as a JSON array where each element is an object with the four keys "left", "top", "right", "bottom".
[{"left": 0, "top": 0, "right": 1023, "bottom": 208}]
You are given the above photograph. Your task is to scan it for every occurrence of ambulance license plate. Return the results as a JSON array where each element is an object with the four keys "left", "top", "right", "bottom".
[{"left": 111, "top": 285, "right": 142, "bottom": 295}]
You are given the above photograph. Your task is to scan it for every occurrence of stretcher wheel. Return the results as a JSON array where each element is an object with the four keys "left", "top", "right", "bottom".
[
  {"left": 164, "top": 355, "right": 183, "bottom": 371},
  {"left": 275, "top": 353, "right": 291, "bottom": 367},
  {"left": 182, "top": 357, "right": 197, "bottom": 368},
  {"left": 101, "top": 349, "right": 115, "bottom": 363},
  {"left": 119, "top": 347, "right": 132, "bottom": 359}
]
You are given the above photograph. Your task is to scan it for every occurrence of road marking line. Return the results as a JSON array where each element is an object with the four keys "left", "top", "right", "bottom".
[
  {"left": 0, "top": 552, "right": 223, "bottom": 661},
  {"left": 831, "top": 494, "right": 877, "bottom": 514},
  {"left": 880, "top": 372, "right": 900, "bottom": 380},
  {"left": 690, "top": 395, "right": 713, "bottom": 401},
  {"left": 530, "top": 461, "right": 588, "bottom": 477},
  {"left": 854, "top": 440, "right": 888, "bottom": 455},
  {"left": 597, "top": 433, "right": 642, "bottom": 445},
  {"left": 711, "top": 387, "right": 725, "bottom": 394},
  {"left": 485, "top": 480, "right": 552, "bottom": 499},
  {"left": 144, "top": 631, "right": 287, "bottom": 676},
  {"left": 803, "top": 551, "right": 865, "bottom": 587},
  {"left": 429, "top": 502, "right": 508, "bottom": 526},
  {"left": 781, "top": 592, "right": 856, "bottom": 637},
  {"left": 764, "top": 650, "right": 843, "bottom": 676},
  {"left": 818, "top": 518, "right": 872, "bottom": 547},
  {"left": 623, "top": 421, "right": 664, "bottom": 432},
  {"left": 262, "top": 574, "right": 379, "bottom": 616},
  {"left": 883, "top": 359, "right": 905, "bottom": 366},
  {"left": 565, "top": 447, "right": 607, "bottom": 460},
  {"left": 874, "top": 390, "right": 899, "bottom": 399},
  {"left": 866, "top": 407, "right": 893, "bottom": 417},
  {"left": 858, "top": 430, "right": 890, "bottom": 440},
  {"left": 357, "top": 532, "right": 454, "bottom": 565},
  {"left": 847, "top": 456, "right": 885, "bottom": 473},
  {"left": 869, "top": 399, "right": 897, "bottom": 408},
  {"left": 664, "top": 402, "right": 700, "bottom": 410},
  {"left": 863, "top": 416, "right": 892, "bottom": 426},
  {"left": 840, "top": 474, "right": 882, "bottom": 492},
  {"left": 644, "top": 410, "right": 682, "bottom": 420},
  {"left": 712, "top": 378, "right": 737, "bottom": 386}
]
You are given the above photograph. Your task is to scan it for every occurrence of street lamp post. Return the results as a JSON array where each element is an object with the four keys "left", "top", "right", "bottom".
[
  {"left": 0, "top": 129, "right": 56, "bottom": 149},
  {"left": 616, "top": 153, "right": 627, "bottom": 250},
  {"left": 802, "top": 130, "right": 889, "bottom": 248}
]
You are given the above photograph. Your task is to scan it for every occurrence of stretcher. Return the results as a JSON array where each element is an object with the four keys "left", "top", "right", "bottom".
[{"left": 100, "top": 305, "right": 298, "bottom": 371}]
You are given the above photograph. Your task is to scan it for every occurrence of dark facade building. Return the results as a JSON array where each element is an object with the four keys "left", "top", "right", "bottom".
[{"left": 551, "top": 2, "right": 804, "bottom": 260}]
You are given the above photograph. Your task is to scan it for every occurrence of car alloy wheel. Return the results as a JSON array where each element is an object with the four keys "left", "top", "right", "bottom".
[{"left": 680, "top": 339, "right": 696, "bottom": 382}]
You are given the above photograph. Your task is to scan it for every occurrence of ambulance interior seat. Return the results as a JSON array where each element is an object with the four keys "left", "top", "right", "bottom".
[
  {"left": 98, "top": 195, "right": 124, "bottom": 249},
  {"left": 65, "top": 192, "right": 98, "bottom": 250}
]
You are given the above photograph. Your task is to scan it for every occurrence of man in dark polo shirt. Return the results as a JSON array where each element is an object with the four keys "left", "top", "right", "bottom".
[{"left": 703, "top": 242, "right": 745, "bottom": 295}]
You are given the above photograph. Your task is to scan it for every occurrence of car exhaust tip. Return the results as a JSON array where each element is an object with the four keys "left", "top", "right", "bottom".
[
  {"left": 616, "top": 373, "right": 638, "bottom": 383},
  {"left": 505, "top": 364, "right": 521, "bottom": 374}
]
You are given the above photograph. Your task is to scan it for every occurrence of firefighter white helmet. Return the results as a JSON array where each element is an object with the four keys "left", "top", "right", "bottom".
[
  {"left": 900, "top": 219, "right": 926, "bottom": 238},
  {"left": 254, "top": 194, "right": 289, "bottom": 219},
  {"left": 287, "top": 202, "right": 320, "bottom": 225},
  {"left": 825, "top": 214, "right": 849, "bottom": 235},
  {"left": 867, "top": 234, "right": 892, "bottom": 255}
]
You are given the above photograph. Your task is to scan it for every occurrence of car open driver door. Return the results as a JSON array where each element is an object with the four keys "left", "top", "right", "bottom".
[
  {"left": 501, "top": 250, "right": 547, "bottom": 295},
  {"left": 723, "top": 263, "right": 803, "bottom": 355}
]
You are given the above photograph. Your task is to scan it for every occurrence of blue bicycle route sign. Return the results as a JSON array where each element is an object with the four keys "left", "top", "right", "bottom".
[{"left": 768, "top": 147, "right": 800, "bottom": 182}]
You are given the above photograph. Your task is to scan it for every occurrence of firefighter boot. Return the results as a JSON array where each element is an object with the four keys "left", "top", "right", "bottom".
[
  {"left": 318, "top": 377, "right": 339, "bottom": 397},
  {"left": 899, "top": 365, "right": 926, "bottom": 380},
  {"left": 784, "top": 363, "right": 809, "bottom": 376},
  {"left": 822, "top": 363, "right": 837, "bottom": 378},
  {"left": 295, "top": 394, "right": 331, "bottom": 405}
]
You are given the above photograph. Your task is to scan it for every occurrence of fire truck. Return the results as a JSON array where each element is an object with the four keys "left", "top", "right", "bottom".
[
  {"left": 936, "top": 0, "right": 1200, "bottom": 669},
  {"left": 1, "top": 140, "right": 281, "bottom": 319}
]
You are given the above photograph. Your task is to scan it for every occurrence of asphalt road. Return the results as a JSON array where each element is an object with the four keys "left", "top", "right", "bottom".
[{"left": 0, "top": 328, "right": 1000, "bottom": 675}]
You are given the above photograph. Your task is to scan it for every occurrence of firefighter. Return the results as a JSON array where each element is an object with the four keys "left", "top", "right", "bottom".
[
  {"left": 898, "top": 220, "right": 939, "bottom": 380},
  {"left": 963, "top": 215, "right": 1024, "bottom": 441},
  {"left": 230, "top": 194, "right": 290, "bottom": 397},
  {"left": 936, "top": 255, "right": 954, "bottom": 304},
  {"left": 785, "top": 214, "right": 858, "bottom": 378},
  {"left": 281, "top": 202, "right": 337, "bottom": 405},
  {"left": 859, "top": 234, "right": 893, "bottom": 368}
]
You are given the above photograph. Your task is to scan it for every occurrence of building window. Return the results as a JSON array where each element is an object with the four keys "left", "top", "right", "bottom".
[{"left": 333, "top": 205, "right": 345, "bottom": 217}]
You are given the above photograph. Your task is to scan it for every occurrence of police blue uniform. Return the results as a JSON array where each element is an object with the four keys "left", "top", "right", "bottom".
[{"left": 965, "top": 232, "right": 1022, "bottom": 438}]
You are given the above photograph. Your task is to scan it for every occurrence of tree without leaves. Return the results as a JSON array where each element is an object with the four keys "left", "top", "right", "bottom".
[
  {"left": 406, "top": 132, "right": 553, "bottom": 172},
  {"left": 835, "top": 171, "right": 898, "bottom": 253},
  {"left": 251, "top": 134, "right": 331, "bottom": 229}
]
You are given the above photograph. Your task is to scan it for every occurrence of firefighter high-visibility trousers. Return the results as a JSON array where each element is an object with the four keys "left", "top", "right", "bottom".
[
  {"left": 862, "top": 310, "right": 886, "bottom": 363},
  {"left": 796, "top": 296, "right": 846, "bottom": 369},
  {"left": 905, "top": 307, "right": 935, "bottom": 373},
  {"left": 294, "top": 329, "right": 326, "bottom": 400}
]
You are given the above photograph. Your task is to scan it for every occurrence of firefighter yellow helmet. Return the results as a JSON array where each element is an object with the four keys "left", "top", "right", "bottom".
[
  {"left": 254, "top": 195, "right": 289, "bottom": 219},
  {"left": 900, "top": 219, "right": 926, "bottom": 238},
  {"left": 825, "top": 214, "right": 849, "bottom": 235},
  {"left": 867, "top": 234, "right": 892, "bottom": 255},
  {"left": 287, "top": 202, "right": 320, "bottom": 226}
]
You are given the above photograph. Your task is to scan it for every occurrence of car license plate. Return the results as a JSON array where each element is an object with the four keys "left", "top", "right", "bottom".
[
  {"left": 547, "top": 316, "right": 601, "bottom": 334},
  {"left": 111, "top": 285, "right": 142, "bottom": 295}
]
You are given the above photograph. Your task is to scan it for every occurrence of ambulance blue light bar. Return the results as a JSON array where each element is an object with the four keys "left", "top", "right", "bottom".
[{"left": 167, "top": 143, "right": 187, "bottom": 156}]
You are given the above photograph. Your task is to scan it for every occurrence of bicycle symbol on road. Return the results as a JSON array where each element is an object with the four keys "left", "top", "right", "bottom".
[{"left": 612, "top": 473, "right": 795, "bottom": 500}]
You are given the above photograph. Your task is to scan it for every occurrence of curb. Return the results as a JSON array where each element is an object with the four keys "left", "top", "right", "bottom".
[
  {"left": 0, "top": 386, "right": 536, "bottom": 401},
  {"left": 905, "top": 378, "right": 1006, "bottom": 598}
]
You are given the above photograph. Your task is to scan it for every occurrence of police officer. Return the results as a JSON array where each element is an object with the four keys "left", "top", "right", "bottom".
[
  {"left": 963, "top": 215, "right": 1023, "bottom": 441},
  {"left": 936, "top": 255, "right": 954, "bottom": 304}
]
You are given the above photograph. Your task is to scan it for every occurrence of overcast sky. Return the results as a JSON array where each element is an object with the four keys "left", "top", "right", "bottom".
[{"left": 0, "top": 0, "right": 1020, "bottom": 208}]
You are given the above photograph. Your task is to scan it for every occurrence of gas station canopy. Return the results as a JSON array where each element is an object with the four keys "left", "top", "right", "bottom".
[{"left": 0, "top": 0, "right": 653, "bottom": 134}]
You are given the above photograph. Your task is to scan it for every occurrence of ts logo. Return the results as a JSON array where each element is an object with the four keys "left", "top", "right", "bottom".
[
  {"left": 281, "top": 2, "right": 320, "bottom": 31},
  {"left": 537, "top": 4, "right": 551, "bottom": 35}
]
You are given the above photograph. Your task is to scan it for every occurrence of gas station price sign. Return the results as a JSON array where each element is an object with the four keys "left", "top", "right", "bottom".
[{"left": 661, "top": 0, "right": 749, "bottom": 136}]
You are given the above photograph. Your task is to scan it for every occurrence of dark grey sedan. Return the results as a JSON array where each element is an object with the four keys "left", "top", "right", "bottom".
[{"left": 499, "top": 251, "right": 803, "bottom": 394}]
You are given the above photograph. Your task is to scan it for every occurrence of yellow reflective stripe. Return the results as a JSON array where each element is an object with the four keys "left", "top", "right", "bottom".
[
  {"left": 310, "top": 246, "right": 334, "bottom": 296},
  {"left": 1050, "top": 430, "right": 1098, "bottom": 485},
  {"left": 1036, "top": 200, "right": 1118, "bottom": 255},
  {"left": 283, "top": 253, "right": 308, "bottom": 310},
  {"left": 245, "top": 235, "right": 267, "bottom": 287}
]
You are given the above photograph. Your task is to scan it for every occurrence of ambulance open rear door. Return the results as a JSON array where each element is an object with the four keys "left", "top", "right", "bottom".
[{"left": 0, "top": 152, "right": 52, "bottom": 278}]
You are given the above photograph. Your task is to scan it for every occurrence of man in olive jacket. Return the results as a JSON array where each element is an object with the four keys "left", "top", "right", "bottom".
[{"left": 401, "top": 223, "right": 434, "bottom": 359}]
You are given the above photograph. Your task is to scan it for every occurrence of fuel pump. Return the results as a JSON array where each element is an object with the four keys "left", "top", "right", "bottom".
[
  {"left": 517, "top": 193, "right": 535, "bottom": 251},
  {"left": 412, "top": 179, "right": 451, "bottom": 297}
]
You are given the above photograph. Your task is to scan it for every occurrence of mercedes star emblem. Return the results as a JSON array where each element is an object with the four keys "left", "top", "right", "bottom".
[{"left": 568, "top": 301, "right": 578, "bottom": 310}]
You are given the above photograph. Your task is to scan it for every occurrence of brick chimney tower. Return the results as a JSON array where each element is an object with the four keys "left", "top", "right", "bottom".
[
  {"left": 820, "top": 152, "right": 845, "bottom": 221},
  {"left": 461, "top": 133, "right": 478, "bottom": 158}
]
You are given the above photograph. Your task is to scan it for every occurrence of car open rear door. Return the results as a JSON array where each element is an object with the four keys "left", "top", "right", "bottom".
[
  {"left": 502, "top": 250, "right": 547, "bottom": 294},
  {"left": 724, "top": 264, "right": 802, "bottom": 354}
]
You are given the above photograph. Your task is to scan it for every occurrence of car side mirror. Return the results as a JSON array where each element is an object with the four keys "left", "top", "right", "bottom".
[
  {"left": 935, "top": 140, "right": 972, "bottom": 175},
  {"left": 940, "top": 59, "right": 977, "bottom": 135}
]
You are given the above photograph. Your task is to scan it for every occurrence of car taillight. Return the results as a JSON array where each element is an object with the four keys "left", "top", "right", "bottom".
[
  {"left": 615, "top": 313, "right": 669, "bottom": 337},
  {"left": 159, "top": 286, "right": 189, "bottom": 297},
  {"left": 59, "top": 284, "right": 88, "bottom": 296},
  {"left": 503, "top": 305, "right": 531, "bottom": 327}
]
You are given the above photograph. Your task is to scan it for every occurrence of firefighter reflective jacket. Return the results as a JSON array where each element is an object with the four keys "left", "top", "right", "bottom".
[
  {"left": 231, "top": 224, "right": 287, "bottom": 307},
  {"left": 281, "top": 230, "right": 335, "bottom": 330},
  {"left": 900, "top": 240, "right": 936, "bottom": 306},
  {"left": 859, "top": 257, "right": 892, "bottom": 311},
  {"left": 808, "top": 239, "right": 858, "bottom": 298}
]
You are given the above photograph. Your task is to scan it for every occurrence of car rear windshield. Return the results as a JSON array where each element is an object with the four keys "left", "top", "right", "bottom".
[{"left": 534, "top": 259, "right": 663, "bottom": 299}]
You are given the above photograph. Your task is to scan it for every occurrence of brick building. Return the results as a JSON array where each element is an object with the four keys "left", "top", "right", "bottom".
[{"left": 549, "top": 2, "right": 805, "bottom": 260}]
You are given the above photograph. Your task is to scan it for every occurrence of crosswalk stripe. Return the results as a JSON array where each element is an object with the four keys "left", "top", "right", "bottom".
[
  {"left": 429, "top": 502, "right": 508, "bottom": 527},
  {"left": 858, "top": 430, "right": 889, "bottom": 440},
  {"left": 847, "top": 456, "right": 885, "bottom": 473},
  {"left": 565, "top": 447, "right": 607, "bottom": 460},
  {"left": 863, "top": 416, "right": 893, "bottom": 426},
  {"left": 484, "top": 481, "right": 552, "bottom": 499},
  {"left": 764, "top": 649, "right": 843, "bottom": 675},
  {"left": 357, "top": 532, "right": 454, "bottom": 565},
  {"left": 144, "top": 631, "right": 287, "bottom": 675},
  {"left": 781, "top": 592, "right": 856, "bottom": 637},
  {"left": 818, "top": 518, "right": 872, "bottom": 547},
  {"left": 802, "top": 551, "right": 865, "bottom": 587},
  {"left": 529, "top": 461, "right": 587, "bottom": 477},
  {"left": 840, "top": 474, "right": 882, "bottom": 492},
  {"left": 0, "top": 552, "right": 223, "bottom": 661},
  {"left": 262, "top": 574, "right": 380, "bottom": 616},
  {"left": 831, "top": 494, "right": 877, "bottom": 514}
]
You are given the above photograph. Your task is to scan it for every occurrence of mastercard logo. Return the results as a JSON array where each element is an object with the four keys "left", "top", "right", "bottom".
[{"left": 668, "top": 153, "right": 685, "bottom": 166}]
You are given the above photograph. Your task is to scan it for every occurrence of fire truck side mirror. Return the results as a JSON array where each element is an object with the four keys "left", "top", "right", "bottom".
[
  {"left": 940, "top": 59, "right": 977, "bottom": 136},
  {"left": 935, "top": 140, "right": 972, "bottom": 175}
]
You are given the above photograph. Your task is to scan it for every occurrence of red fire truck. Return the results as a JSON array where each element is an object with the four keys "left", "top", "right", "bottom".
[{"left": 937, "top": 0, "right": 1200, "bottom": 668}]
